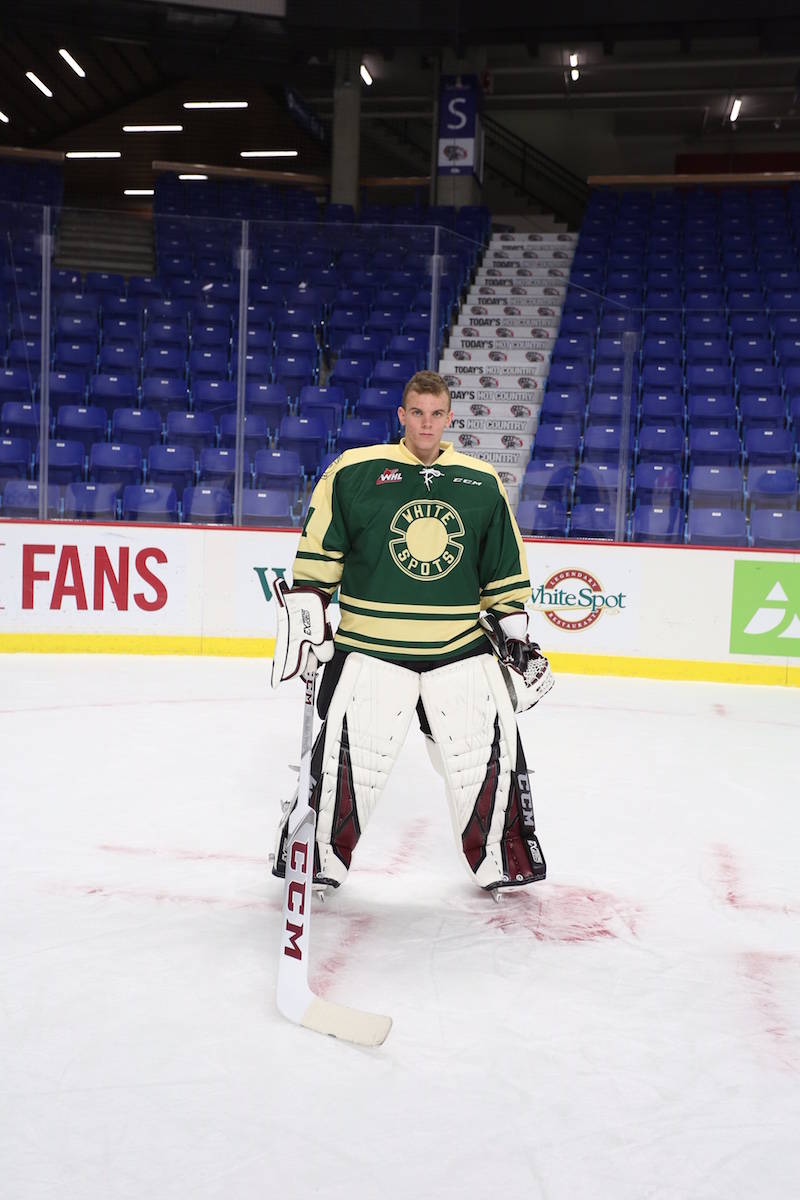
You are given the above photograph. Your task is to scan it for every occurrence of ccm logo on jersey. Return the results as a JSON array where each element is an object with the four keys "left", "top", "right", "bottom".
[
  {"left": 376, "top": 468, "right": 403, "bottom": 485},
  {"left": 452, "top": 476, "right": 482, "bottom": 486}
]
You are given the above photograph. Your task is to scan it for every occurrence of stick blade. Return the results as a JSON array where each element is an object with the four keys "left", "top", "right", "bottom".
[{"left": 301, "top": 997, "right": 392, "bottom": 1047}]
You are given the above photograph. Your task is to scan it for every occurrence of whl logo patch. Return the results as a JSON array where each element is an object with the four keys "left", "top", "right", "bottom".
[
  {"left": 730, "top": 561, "right": 800, "bottom": 657},
  {"left": 376, "top": 467, "right": 402, "bottom": 485}
]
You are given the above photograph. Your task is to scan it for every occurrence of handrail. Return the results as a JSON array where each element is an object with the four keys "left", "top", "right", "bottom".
[
  {"left": 482, "top": 114, "right": 587, "bottom": 201},
  {"left": 481, "top": 114, "right": 590, "bottom": 209}
]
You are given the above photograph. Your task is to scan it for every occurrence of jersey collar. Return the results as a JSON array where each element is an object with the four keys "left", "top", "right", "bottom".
[{"left": 397, "top": 438, "right": 455, "bottom": 466}]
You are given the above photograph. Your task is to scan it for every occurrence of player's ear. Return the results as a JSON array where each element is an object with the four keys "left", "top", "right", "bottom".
[
  {"left": 444, "top": 408, "right": 453, "bottom": 428},
  {"left": 397, "top": 405, "right": 406, "bottom": 428}
]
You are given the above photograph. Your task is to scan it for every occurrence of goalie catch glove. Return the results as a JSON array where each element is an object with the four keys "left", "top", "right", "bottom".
[
  {"left": 478, "top": 609, "right": 554, "bottom": 713},
  {"left": 271, "top": 577, "right": 334, "bottom": 687}
]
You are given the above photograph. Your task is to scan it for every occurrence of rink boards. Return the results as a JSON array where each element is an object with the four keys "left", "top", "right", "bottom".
[{"left": 0, "top": 519, "right": 797, "bottom": 686}]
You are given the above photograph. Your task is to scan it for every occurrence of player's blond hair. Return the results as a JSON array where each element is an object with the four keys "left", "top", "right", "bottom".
[{"left": 401, "top": 370, "right": 451, "bottom": 410}]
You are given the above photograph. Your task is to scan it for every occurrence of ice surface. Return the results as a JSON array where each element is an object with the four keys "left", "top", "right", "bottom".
[{"left": 1, "top": 654, "right": 799, "bottom": 1200}]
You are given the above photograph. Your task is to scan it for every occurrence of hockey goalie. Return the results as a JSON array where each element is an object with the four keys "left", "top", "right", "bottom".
[{"left": 271, "top": 371, "right": 553, "bottom": 894}]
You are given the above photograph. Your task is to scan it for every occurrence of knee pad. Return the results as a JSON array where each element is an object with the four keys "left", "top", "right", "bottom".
[{"left": 420, "top": 655, "right": 546, "bottom": 890}]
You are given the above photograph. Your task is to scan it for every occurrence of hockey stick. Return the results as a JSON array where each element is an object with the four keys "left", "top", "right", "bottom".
[{"left": 276, "top": 670, "right": 392, "bottom": 1047}]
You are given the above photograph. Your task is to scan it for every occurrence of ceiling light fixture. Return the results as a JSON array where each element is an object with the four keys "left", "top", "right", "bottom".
[
  {"left": 26, "top": 72, "right": 53, "bottom": 98},
  {"left": 360, "top": 64, "right": 373, "bottom": 86},
  {"left": 569, "top": 53, "right": 578, "bottom": 68},
  {"left": 182, "top": 101, "right": 248, "bottom": 109},
  {"left": 730, "top": 97, "right": 742, "bottom": 122},
  {"left": 65, "top": 151, "right": 121, "bottom": 159},
  {"left": 59, "top": 49, "right": 86, "bottom": 78},
  {"left": 124, "top": 189, "right": 155, "bottom": 196},
  {"left": 570, "top": 68, "right": 580, "bottom": 81},
  {"left": 123, "top": 125, "right": 183, "bottom": 133},
  {"left": 179, "top": 173, "right": 208, "bottom": 180},
  {"left": 239, "top": 149, "right": 298, "bottom": 158},
  {"left": 0, "top": 110, "right": 9, "bottom": 124}
]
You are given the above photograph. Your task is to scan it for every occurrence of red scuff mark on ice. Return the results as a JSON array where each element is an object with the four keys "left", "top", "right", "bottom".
[
  {"left": 311, "top": 914, "right": 374, "bottom": 996},
  {"left": 713, "top": 844, "right": 799, "bottom": 915},
  {"left": 739, "top": 951, "right": 800, "bottom": 1071},
  {"left": 354, "top": 818, "right": 432, "bottom": 877},
  {"left": 52, "top": 882, "right": 280, "bottom": 911},
  {"left": 99, "top": 844, "right": 267, "bottom": 866},
  {"left": 481, "top": 884, "right": 640, "bottom": 943}
]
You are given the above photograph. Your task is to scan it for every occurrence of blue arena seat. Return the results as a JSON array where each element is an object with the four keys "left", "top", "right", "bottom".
[
  {"left": 182, "top": 485, "right": 233, "bottom": 524},
  {"left": 688, "top": 427, "right": 741, "bottom": 467},
  {"left": 1, "top": 399, "right": 40, "bottom": 440},
  {"left": 63, "top": 482, "right": 121, "bottom": 520},
  {"left": 336, "top": 416, "right": 389, "bottom": 452},
  {"left": 2, "top": 479, "right": 59, "bottom": 517},
  {"left": 49, "top": 371, "right": 87, "bottom": 409},
  {"left": 189, "top": 348, "right": 229, "bottom": 381},
  {"left": 744, "top": 427, "right": 795, "bottom": 466},
  {"left": 147, "top": 320, "right": 189, "bottom": 352},
  {"left": 89, "top": 442, "right": 143, "bottom": 487},
  {"left": 253, "top": 448, "right": 303, "bottom": 497},
  {"left": 219, "top": 412, "right": 269, "bottom": 457},
  {"left": 750, "top": 508, "right": 800, "bottom": 548},
  {"left": 143, "top": 346, "right": 185, "bottom": 379},
  {"left": 147, "top": 443, "right": 195, "bottom": 493},
  {"left": 569, "top": 502, "right": 618, "bottom": 539},
  {"left": 240, "top": 488, "right": 295, "bottom": 527},
  {"left": 688, "top": 465, "right": 745, "bottom": 509},
  {"left": 165, "top": 410, "right": 216, "bottom": 457},
  {"left": 748, "top": 465, "right": 798, "bottom": 510},
  {"left": 0, "top": 436, "right": 31, "bottom": 485},
  {"left": 583, "top": 423, "right": 635, "bottom": 465},
  {"left": 141, "top": 376, "right": 188, "bottom": 419},
  {"left": 122, "top": 483, "right": 178, "bottom": 523},
  {"left": 88, "top": 373, "right": 139, "bottom": 417},
  {"left": 573, "top": 462, "right": 628, "bottom": 505},
  {"left": 55, "top": 406, "right": 107, "bottom": 455},
  {"left": 104, "top": 317, "right": 142, "bottom": 350},
  {"left": 98, "top": 343, "right": 139, "bottom": 374},
  {"left": 111, "top": 407, "right": 163, "bottom": 454},
  {"left": 633, "top": 462, "right": 683, "bottom": 508},
  {"left": 0, "top": 368, "right": 36, "bottom": 405},
  {"left": 532, "top": 422, "right": 581, "bottom": 464},
  {"left": 687, "top": 507, "right": 747, "bottom": 546},
  {"left": 37, "top": 439, "right": 84, "bottom": 486},
  {"left": 631, "top": 505, "right": 684, "bottom": 544},
  {"left": 540, "top": 388, "right": 586, "bottom": 425},
  {"left": 521, "top": 461, "right": 574, "bottom": 505},
  {"left": 687, "top": 393, "right": 737, "bottom": 429},
  {"left": 192, "top": 378, "right": 236, "bottom": 416},
  {"left": 515, "top": 499, "right": 568, "bottom": 538},
  {"left": 740, "top": 393, "right": 786, "bottom": 431}
]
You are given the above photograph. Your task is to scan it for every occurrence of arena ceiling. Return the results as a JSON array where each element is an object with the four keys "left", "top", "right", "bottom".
[{"left": 2, "top": 0, "right": 800, "bottom": 187}]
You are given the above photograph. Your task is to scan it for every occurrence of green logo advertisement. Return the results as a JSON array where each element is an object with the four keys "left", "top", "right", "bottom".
[{"left": 730, "top": 561, "right": 800, "bottom": 657}]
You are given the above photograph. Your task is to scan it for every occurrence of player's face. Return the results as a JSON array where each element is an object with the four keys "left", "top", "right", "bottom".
[{"left": 398, "top": 391, "right": 452, "bottom": 464}]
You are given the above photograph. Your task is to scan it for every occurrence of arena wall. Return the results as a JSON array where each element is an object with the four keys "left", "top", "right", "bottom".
[{"left": 0, "top": 520, "right": 797, "bottom": 686}]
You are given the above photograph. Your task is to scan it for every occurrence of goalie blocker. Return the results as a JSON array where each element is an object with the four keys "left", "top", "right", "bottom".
[{"left": 273, "top": 646, "right": 547, "bottom": 893}]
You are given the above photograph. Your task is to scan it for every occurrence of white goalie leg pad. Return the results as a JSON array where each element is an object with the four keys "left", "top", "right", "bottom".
[
  {"left": 315, "top": 653, "right": 420, "bottom": 884},
  {"left": 420, "top": 655, "right": 520, "bottom": 889}
]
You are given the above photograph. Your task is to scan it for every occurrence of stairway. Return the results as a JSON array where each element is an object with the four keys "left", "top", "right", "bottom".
[{"left": 55, "top": 209, "right": 155, "bottom": 278}]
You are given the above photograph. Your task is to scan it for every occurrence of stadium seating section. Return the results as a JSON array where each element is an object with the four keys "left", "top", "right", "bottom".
[
  {"left": 522, "top": 184, "right": 800, "bottom": 546},
  {"left": 0, "top": 167, "right": 487, "bottom": 524}
]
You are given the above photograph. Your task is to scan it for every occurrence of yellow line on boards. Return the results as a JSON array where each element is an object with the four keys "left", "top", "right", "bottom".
[
  {"left": 0, "top": 635, "right": 797, "bottom": 685},
  {"left": 547, "top": 652, "right": 796, "bottom": 687},
  {"left": 0, "top": 634, "right": 276, "bottom": 657}
]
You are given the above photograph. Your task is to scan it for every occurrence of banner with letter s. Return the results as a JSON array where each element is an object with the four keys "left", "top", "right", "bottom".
[{"left": 438, "top": 74, "right": 484, "bottom": 180}]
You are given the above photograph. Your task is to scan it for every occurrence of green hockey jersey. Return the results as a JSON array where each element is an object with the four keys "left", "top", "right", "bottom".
[{"left": 292, "top": 439, "right": 531, "bottom": 662}]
